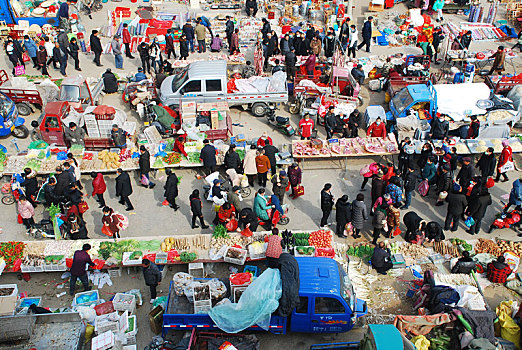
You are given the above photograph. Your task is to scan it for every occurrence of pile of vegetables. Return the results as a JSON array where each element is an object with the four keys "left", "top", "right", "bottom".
[
  {"left": 25, "top": 158, "right": 42, "bottom": 171},
  {"left": 69, "top": 144, "right": 84, "bottom": 156},
  {"left": 129, "top": 251, "right": 143, "bottom": 260},
  {"left": 98, "top": 240, "right": 139, "bottom": 261},
  {"left": 236, "top": 148, "right": 245, "bottom": 160},
  {"left": 293, "top": 232, "right": 309, "bottom": 247},
  {"left": 475, "top": 238, "right": 501, "bottom": 256},
  {"left": 399, "top": 243, "right": 429, "bottom": 259},
  {"left": 186, "top": 152, "right": 201, "bottom": 164},
  {"left": 153, "top": 157, "right": 165, "bottom": 168},
  {"left": 308, "top": 229, "right": 332, "bottom": 248},
  {"left": 213, "top": 225, "right": 230, "bottom": 239},
  {"left": 0, "top": 152, "right": 6, "bottom": 171},
  {"left": 98, "top": 150, "right": 121, "bottom": 169},
  {"left": 434, "top": 241, "right": 459, "bottom": 257},
  {"left": 346, "top": 244, "right": 374, "bottom": 259},
  {"left": 295, "top": 246, "right": 315, "bottom": 256},
  {"left": 44, "top": 255, "right": 64, "bottom": 265},
  {"left": 163, "top": 152, "right": 182, "bottom": 165},
  {"left": 0, "top": 241, "right": 25, "bottom": 268},
  {"left": 428, "top": 329, "right": 452, "bottom": 350},
  {"left": 450, "top": 238, "right": 473, "bottom": 252},
  {"left": 180, "top": 251, "right": 198, "bottom": 262},
  {"left": 497, "top": 239, "right": 522, "bottom": 256}
]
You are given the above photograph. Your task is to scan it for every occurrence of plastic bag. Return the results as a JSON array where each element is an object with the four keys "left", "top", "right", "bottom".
[
  {"left": 127, "top": 289, "right": 143, "bottom": 306},
  {"left": 209, "top": 245, "right": 227, "bottom": 260},
  {"left": 208, "top": 268, "right": 282, "bottom": 333},
  {"left": 465, "top": 216, "right": 475, "bottom": 228},
  {"left": 207, "top": 278, "right": 227, "bottom": 299},
  {"left": 172, "top": 272, "right": 193, "bottom": 296},
  {"left": 418, "top": 179, "right": 429, "bottom": 197},
  {"left": 411, "top": 335, "right": 430, "bottom": 350},
  {"left": 141, "top": 174, "right": 150, "bottom": 186},
  {"left": 495, "top": 301, "right": 521, "bottom": 349},
  {"left": 77, "top": 306, "right": 96, "bottom": 323}
]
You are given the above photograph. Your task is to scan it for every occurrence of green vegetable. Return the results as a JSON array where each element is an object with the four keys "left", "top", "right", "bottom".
[
  {"left": 213, "top": 225, "right": 229, "bottom": 239},
  {"left": 180, "top": 251, "right": 198, "bottom": 262},
  {"left": 129, "top": 251, "right": 143, "bottom": 260}
]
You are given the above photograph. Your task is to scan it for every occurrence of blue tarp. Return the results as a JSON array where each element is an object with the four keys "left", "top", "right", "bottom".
[{"left": 209, "top": 268, "right": 282, "bottom": 333}]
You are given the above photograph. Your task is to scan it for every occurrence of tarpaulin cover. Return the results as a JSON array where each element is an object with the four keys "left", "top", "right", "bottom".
[
  {"left": 394, "top": 313, "right": 455, "bottom": 336},
  {"left": 434, "top": 83, "right": 490, "bottom": 122},
  {"left": 209, "top": 268, "right": 282, "bottom": 333}
]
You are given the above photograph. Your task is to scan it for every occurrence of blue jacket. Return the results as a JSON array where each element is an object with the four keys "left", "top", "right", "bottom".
[
  {"left": 58, "top": 2, "right": 69, "bottom": 18},
  {"left": 134, "top": 72, "right": 147, "bottom": 82},
  {"left": 24, "top": 39, "right": 38, "bottom": 57},
  {"left": 509, "top": 179, "right": 522, "bottom": 206}
]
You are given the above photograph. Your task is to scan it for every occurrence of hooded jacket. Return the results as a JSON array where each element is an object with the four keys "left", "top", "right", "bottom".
[
  {"left": 164, "top": 173, "right": 179, "bottom": 201},
  {"left": 115, "top": 171, "right": 133, "bottom": 197}
]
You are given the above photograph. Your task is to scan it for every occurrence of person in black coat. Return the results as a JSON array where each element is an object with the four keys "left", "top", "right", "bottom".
[
  {"left": 371, "top": 171, "right": 384, "bottom": 213},
  {"left": 189, "top": 189, "right": 208, "bottom": 229},
  {"left": 66, "top": 214, "right": 88, "bottom": 240},
  {"left": 54, "top": 166, "right": 72, "bottom": 197},
  {"left": 444, "top": 185, "right": 467, "bottom": 231},
  {"left": 21, "top": 168, "right": 39, "bottom": 207},
  {"left": 263, "top": 143, "right": 279, "bottom": 174},
  {"left": 116, "top": 168, "right": 133, "bottom": 211},
  {"left": 179, "top": 35, "right": 189, "bottom": 60},
  {"left": 199, "top": 139, "right": 217, "bottom": 175},
  {"left": 263, "top": 33, "right": 277, "bottom": 69},
  {"left": 246, "top": 0, "right": 258, "bottom": 16},
  {"left": 335, "top": 195, "right": 351, "bottom": 237},
  {"left": 66, "top": 183, "right": 83, "bottom": 206},
  {"left": 44, "top": 177, "right": 63, "bottom": 206},
  {"left": 357, "top": 16, "right": 373, "bottom": 52},
  {"left": 404, "top": 211, "right": 425, "bottom": 242},
  {"left": 323, "top": 32, "right": 335, "bottom": 58},
  {"left": 164, "top": 169, "right": 179, "bottom": 210},
  {"left": 293, "top": 32, "right": 308, "bottom": 56},
  {"left": 261, "top": 18, "right": 271, "bottom": 40},
  {"left": 430, "top": 115, "right": 449, "bottom": 140},
  {"left": 224, "top": 144, "right": 242, "bottom": 173},
  {"left": 285, "top": 48, "right": 297, "bottom": 82},
  {"left": 457, "top": 157, "right": 473, "bottom": 189},
  {"left": 238, "top": 207, "right": 258, "bottom": 232},
  {"left": 320, "top": 183, "right": 334, "bottom": 227},
  {"left": 467, "top": 190, "right": 492, "bottom": 235},
  {"left": 435, "top": 164, "right": 452, "bottom": 206},
  {"left": 102, "top": 69, "right": 118, "bottom": 94},
  {"left": 425, "top": 221, "right": 445, "bottom": 242},
  {"left": 371, "top": 242, "right": 393, "bottom": 274},
  {"left": 90, "top": 30, "right": 103, "bottom": 66},
  {"left": 139, "top": 146, "right": 155, "bottom": 189},
  {"left": 138, "top": 41, "right": 151, "bottom": 74},
  {"left": 476, "top": 148, "right": 497, "bottom": 178},
  {"left": 451, "top": 251, "right": 475, "bottom": 274},
  {"left": 68, "top": 37, "right": 81, "bottom": 71}
]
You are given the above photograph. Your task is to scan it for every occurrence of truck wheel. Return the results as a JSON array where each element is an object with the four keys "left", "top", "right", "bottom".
[
  {"left": 251, "top": 103, "right": 268, "bottom": 117},
  {"left": 12, "top": 125, "right": 29, "bottom": 139},
  {"left": 16, "top": 103, "right": 32, "bottom": 116},
  {"left": 30, "top": 130, "right": 41, "bottom": 141}
]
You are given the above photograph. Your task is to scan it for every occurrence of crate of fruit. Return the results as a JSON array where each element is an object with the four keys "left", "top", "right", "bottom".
[
  {"left": 43, "top": 255, "right": 66, "bottom": 272},
  {"left": 193, "top": 284, "right": 211, "bottom": 303},
  {"left": 294, "top": 246, "right": 316, "bottom": 257},
  {"left": 113, "top": 293, "right": 136, "bottom": 314},
  {"left": 224, "top": 247, "right": 247, "bottom": 265},
  {"left": 315, "top": 247, "right": 335, "bottom": 258}
]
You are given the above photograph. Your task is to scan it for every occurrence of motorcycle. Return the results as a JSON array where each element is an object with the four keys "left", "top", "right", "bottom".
[
  {"left": 488, "top": 202, "right": 522, "bottom": 234},
  {"left": 265, "top": 105, "right": 295, "bottom": 136}
]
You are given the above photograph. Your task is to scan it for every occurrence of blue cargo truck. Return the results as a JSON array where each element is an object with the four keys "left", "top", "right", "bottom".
[{"left": 163, "top": 257, "right": 367, "bottom": 336}]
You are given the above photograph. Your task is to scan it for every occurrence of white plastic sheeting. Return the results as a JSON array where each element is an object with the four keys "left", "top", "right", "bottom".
[{"left": 434, "top": 83, "right": 491, "bottom": 122}]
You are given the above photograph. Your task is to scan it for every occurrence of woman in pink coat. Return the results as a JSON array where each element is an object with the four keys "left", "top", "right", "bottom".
[{"left": 18, "top": 195, "right": 35, "bottom": 229}]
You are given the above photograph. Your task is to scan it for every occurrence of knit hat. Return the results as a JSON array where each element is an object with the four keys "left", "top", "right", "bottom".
[
  {"left": 502, "top": 140, "right": 510, "bottom": 147},
  {"left": 463, "top": 157, "right": 471, "bottom": 162},
  {"left": 279, "top": 170, "right": 287, "bottom": 176}
]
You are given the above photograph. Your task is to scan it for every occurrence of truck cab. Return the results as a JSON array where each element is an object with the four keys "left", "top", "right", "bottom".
[
  {"left": 389, "top": 82, "right": 436, "bottom": 121},
  {"left": 160, "top": 61, "right": 227, "bottom": 107},
  {"left": 59, "top": 76, "right": 103, "bottom": 112},
  {"left": 34, "top": 101, "right": 69, "bottom": 146},
  {"left": 290, "top": 257, "right": 366, "bottom": 333}
]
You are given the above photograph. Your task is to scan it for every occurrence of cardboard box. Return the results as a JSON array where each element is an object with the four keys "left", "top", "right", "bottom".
[{"left": 0, "top": 284, "right": 17, "bottom": 316}]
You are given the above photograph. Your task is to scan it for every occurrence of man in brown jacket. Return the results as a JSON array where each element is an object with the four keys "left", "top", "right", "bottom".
[
  {"left": 310, "top": 36, "right": 322, "bottom": 56},
  {"left": 488, "top": 46, "right": 506, "bottom": 75}
]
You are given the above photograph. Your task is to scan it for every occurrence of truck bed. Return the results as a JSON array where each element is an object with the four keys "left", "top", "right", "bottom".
[
  {"left": 388, "top": 76, "right": 430, "bottom": 96},
  {"left": 226, "top": 91, "right": 288, "bottom": 107},
  {"left": 163, "top": 280, "right": 286, "bottom": 335}
]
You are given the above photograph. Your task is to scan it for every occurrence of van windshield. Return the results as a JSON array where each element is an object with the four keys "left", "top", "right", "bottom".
[
  {"left": 172, "top": 68, "right": 189, "bottom": 93},
  {"left": 338, "top": 262, "right": 355, "bottom": 312},
  {"left": 60, "top": 85, "right": 80, "bottom": 102},
  {"left": 391, "top": 88, "right": 414, "bottom": 115}
]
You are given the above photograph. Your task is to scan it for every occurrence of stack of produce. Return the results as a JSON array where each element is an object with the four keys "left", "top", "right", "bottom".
[
  {"left": 496, "top": 239, "right": 522, "bottom": 256},
  {"left": 308, "top": 229, "right": 332, "bottom": 248},
  {"left": 0, "top": 241, "right": 25, "bottom": 268},
  {"left": 180, "top": 252, "right": 198, "bottom": 262},
  {"left": 98, "top": 150, "right": 121, "bottom": 169},
  {"left": 162, "top": 236, "right": 209, "bottom": 252},
  {"left": 474, "top": 238, "right": 501, "bottom": 256},
  {"left": 185, "top": 152, "right": 201, "bottom": 164},
  {"left": 399, "top": 243, "right": 429, "bottom": 259},
  {"left": 346, "top": 244, "right": 374, "bottom": 259},
  {"left": 163, "top": 153, "right": 183, "bottom": 165},
  {"left": 293, "top": 232, "right": 310, "bottom": 247},
  {"left": 434, "top": 240, "right": 460, "bottom": 257}
]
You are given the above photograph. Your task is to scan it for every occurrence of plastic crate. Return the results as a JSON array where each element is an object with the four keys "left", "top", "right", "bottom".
[
  {"left": 294, "top": 246, "right": 316, "bottom": 257},
  {"left": 155, "top": 252, "right": 168, "bottom": 265},
  {"left": 108, "top": 268, "right": 122, "bottom": 278},
  {"left": 248, "top": 244, "right": 266, "bottom": 260},
  {"left": 96, "top": 319, "right": 119, "bottom": 334},
  {"left": 193, "top": 284, "right": 211, "bottom": 303},
  {"left": 43, "top": 261, "right": 67, "bottom": 272},
  {"left": 74, "top": 290, "right": 99, "bottom": 306},
  {"left": 314, "top": 247, "right": 335, "bottom": 258},
  {"left": 125, "top": 315, "right": 137, "bottom": 336},
  {"left": 194, "top": 300, "right": 212, "bottom": 314},
  {"left": 113, "top": 293, "right": 136, "bottom": 314},
  {"left": 243, "top": 265, "right": 258, "bottom": 277},
  {"left": 233, "top": 287, "right": 247, "bottom": 303},
  {"left": 224, "top": 247, "right": 247, "bottom": 265},
  {"left": 0, "top": 284, "right": 18, "bottom": 316},
  {"left": 188, "top": 262, "right": 204, "bottom": 278},
  {"left": 20, "top": 264, "right": 44, "bottom": 273},
  {"left": 92, "top": 330, "right": 115, "bottom": 350}
]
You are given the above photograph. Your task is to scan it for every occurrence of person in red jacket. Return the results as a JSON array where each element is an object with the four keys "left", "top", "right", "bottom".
[
  {"left": 122, "top": 23, "right": 134, "bottom": 59},
  {"left": 257, "top": 132, "right": 273, "bottom": 147},
  {"left": 173, "top": 136, "right": 188, "bottom": 157},
  {"left": 91, "top": 172, "right": 106, "bottom": 208},
  {"left": 467, "top": 115, "right": 480, "bottom": 139},
  {"left": 299, "top": 113, "right": 315, "bottom": 140},
  {"left": 367, "top": 117, "right": 387, "bottom": 138},
  {"left": 496, "top": 139, "right": 513, "bottom": 182}
]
